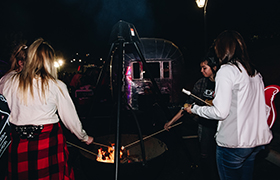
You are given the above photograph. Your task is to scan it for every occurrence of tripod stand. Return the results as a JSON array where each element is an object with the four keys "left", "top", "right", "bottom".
[{"left": 87, "top": 20, "right": 171, "bottom": 180}]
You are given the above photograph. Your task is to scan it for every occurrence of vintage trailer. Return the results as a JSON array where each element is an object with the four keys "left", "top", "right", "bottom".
[{"left": 113, "top": 38, "right": 185, "bottom": 110}]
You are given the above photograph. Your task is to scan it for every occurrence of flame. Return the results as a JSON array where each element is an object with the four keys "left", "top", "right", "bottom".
[{"left": 96, "top": 144, "right": 124, "bottom": 163}]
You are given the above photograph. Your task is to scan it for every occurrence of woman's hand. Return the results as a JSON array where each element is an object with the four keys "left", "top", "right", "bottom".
[
  {"left": 85, "top": 136, "right": 94, "bottom": 145},
  {"left": 164, "top": 121, "right": 173, "bottom": 131},
  {"left": 186, "top": 106, "right": 192, "bottom": 114}
]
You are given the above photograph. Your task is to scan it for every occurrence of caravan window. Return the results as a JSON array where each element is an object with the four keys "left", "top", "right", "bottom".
[
  {"left": 133, "top": 63, "right": 140, "bottom": 79},
  {"left": 143, "top": 62, "right": 160, "bottom": 79},
  {"left": 132, "top": 61, "right": 170, "bottom": 79},
  {"left": 163, "top": 62, "right": 170, "bottom": 78}
]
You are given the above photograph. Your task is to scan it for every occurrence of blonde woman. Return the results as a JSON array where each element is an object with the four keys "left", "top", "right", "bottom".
[{"left": 0, "top": 38, "right": 93, "bottom": 180}]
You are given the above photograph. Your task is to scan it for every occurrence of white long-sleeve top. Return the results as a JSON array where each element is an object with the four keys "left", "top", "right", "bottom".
[
  {"left": 191, "top": 62, "right": 272, "bottom": 148},
  {"left": 0, "top": 74, "right": 88, "bottom": 142}
]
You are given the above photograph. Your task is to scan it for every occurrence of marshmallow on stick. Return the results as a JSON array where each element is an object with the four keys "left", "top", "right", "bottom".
[{"left": 182, "top": 89, "right": 212, "bottom": 106}]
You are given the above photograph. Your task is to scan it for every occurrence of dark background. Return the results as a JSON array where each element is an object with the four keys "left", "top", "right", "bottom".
[
  {"left": 0, "top": 0, "right": 279, "bottom": 68},
  {"left": 0, "top": 0, "right": 280, "bottom": 100},
  {"left": 1, "top": 1, "right": 280, "bottom": 179}
]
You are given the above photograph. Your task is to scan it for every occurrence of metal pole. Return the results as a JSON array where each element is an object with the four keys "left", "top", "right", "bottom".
[
  {"left": 114, "top": 40, "right": 124, "bottom": 180},
  {"left": 204, "top": 0, "right": 208, "bottom": 52}
]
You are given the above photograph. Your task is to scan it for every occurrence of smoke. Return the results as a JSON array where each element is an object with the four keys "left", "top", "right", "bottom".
[
  {"left": 0, "top": 0, "right": 156, "bottom": 59},
  {"left": 95, "top": 0, "right": 154, "bottom": 30},
  {"left": 60, "top": 0, "right": 155, "bottom": 43}
]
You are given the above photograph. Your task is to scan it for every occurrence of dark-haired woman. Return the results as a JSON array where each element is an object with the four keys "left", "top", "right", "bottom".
[
  {"left": 0, "top": 44, "right": 27, "bottom": 83},
  {"left": 0, "top": 43, "right": 28, "bottom": 180},
  {"left": 186, "top": 30, "right": 272, "bottom": 180},
  {"left": 165, "top": 47, "right": 220, "bottom": 180}
]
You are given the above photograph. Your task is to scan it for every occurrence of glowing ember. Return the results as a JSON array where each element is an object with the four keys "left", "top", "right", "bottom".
[{"left": 96, "top": 144, "right": 125, "bottom": 163}]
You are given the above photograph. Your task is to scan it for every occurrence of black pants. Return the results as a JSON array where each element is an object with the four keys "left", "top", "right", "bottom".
[{"left": 198, "top": 124, "right": 219, "bottom": 180}]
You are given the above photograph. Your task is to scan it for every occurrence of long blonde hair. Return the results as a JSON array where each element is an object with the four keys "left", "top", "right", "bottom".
[{"left": 17, "top": 38, "right": 58, "bottom": 104}]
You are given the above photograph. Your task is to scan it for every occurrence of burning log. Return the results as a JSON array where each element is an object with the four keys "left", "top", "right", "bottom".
[
  {"left": 80, "top": 134, "right": 168, "bottom": 164},
  {"left": 79, "top": 134, "right": 169, "bottom": 180},
  {"left": 68, "top": 121, "right": 181, "bottom": 164},
  {"left": 96, "top": 143, "right": 144, "bottom": 164}
]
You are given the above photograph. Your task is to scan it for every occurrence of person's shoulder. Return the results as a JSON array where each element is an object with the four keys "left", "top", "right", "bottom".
[
  {"left": 56, "top": 79, "right": 67, "bottom": 88},
  {"left": 252, "top": 71, "right": 263, "bottom": 81},
  {"left": 218, "top": 64, "right": 239, "bottom": 75},
  {"left": 49, "top": 79, "right": 67, "bottom": 90},
  {"left": 0, "top": 71, "right": 16, "bottom": 82},
  {"left": 216, "top": 65, "right": 238, "bottom": 82},
  {"left": 195, "top": 77, "right": 207, "bottom": 84},
  {"left": 220, "top": 64, "right": 234, "bottom": 70},
  {"left": 0, "top": 71, "right": 17, "bottom": 90}
]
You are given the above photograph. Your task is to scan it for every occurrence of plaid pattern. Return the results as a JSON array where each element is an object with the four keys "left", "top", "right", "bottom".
[
  {"left": 6, "top": 123, "right": 74, "bottom": 180},
  {"left": 186, "top": 77, "right": 217, "bottom": 128},
  {"left": 186, "top": 77, "right": 208, "bottom": 106}
]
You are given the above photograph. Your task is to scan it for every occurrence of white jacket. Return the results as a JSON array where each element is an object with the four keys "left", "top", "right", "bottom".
[
  {"left": 192, "top": 62, "right": 272, "bottom": 148},
  {"left": 0, "top": 74, "right": 88, "bottom": 142}
]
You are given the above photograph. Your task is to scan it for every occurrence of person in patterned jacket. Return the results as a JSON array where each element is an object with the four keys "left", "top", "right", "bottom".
[{"left": 165, "top": 47, "right": 220, "bottom": 180}]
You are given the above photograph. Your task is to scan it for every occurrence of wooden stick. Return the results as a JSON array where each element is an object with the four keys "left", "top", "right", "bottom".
[
  {"left": 124, "top": 121, "right": 183, "bottom": 149},
  {"left": 182, "top": 89, "right": 212, "bottom": 106},
  {"left": 92, "top": 141, "right": 111, "bottom": 148},
  {"left": 66, "top": 141, "right": 97, "bottom": 156}
]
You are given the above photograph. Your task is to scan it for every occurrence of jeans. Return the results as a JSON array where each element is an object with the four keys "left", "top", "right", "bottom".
[{"left": 216, "top": 145, "right": 264, "bottom": 180}]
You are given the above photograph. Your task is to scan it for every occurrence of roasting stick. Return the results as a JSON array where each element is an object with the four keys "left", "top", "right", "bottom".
[
  {"left": 124, "top": 121, "right": 183, "bottom": 149},
  {"left": 182, "top": 88, "right": 212, "bottom": 106},
  {"left": 124, "top": 90, "right": 210, "bottom": 149},
  {"left": 68, "top": 140, "right": 110, "bottom": 148},
  {"left": 69, "top": 89, "right": 208, "bottom": 153},
  {"left": 91, "top": 141, "right": 111, "bottom": 148},
  {"left": 66, "top": 141, "right": 97, "bottom": 156}
]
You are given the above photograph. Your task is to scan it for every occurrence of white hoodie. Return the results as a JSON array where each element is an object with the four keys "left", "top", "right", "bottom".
[{"left": 191, "top": 62, "right": 272, "bottom": 148}]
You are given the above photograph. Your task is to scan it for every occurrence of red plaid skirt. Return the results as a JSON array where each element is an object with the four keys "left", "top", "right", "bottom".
[{"left": 6, "top": 123, "right": 75, "bottom": 180}]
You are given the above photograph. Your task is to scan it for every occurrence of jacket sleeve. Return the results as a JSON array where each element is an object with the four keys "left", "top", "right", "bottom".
[
  {"left": 191, "top": 66, "right": 233, "bottom": 120},
  {"left": 56, "top": 80, "right": 89, "bottom": 141}
]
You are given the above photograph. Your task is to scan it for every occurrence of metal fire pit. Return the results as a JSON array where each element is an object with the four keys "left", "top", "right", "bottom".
[{"left": 80, "top": 134, "right": 168, "bottom": 180}]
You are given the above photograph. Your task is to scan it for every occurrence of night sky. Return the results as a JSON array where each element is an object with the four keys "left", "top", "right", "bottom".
[{"left": 0, "top": 0, "right": 280, "bottom": 68}]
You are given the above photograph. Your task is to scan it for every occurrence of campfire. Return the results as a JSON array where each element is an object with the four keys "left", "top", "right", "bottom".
[
  {"left": 79, "top": 134, "right": 169, "bottom": 180},
  {"left": 73, "top": 133, "right": 170, "bottom": 164},
  {"left": 96, "top": 144, "right": 120, "bottom": 163},
  {"left": 96, "top": 144, "right": 142, "bottom": 164}
]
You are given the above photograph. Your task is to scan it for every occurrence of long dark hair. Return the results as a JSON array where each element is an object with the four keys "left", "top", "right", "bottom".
[
  {"left": 8, "top": 44, "right": 27, "bottom": 73},
  {"left": 214, "top": 30, "right": 256, "bottom": 77},
  {"left": 201, "top": 46, "right": 220, "bottom": 76}
]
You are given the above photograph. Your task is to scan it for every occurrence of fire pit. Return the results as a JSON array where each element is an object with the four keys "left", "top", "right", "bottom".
[{"left": 79, "top": 134, "right": 168, "bottom": 180}]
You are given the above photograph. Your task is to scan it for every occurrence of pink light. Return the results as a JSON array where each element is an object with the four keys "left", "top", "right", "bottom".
[{"left": 125, "top": 66, "right": 132, "bottom": 81}]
